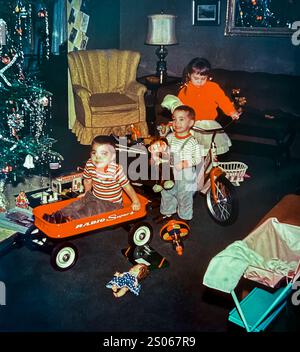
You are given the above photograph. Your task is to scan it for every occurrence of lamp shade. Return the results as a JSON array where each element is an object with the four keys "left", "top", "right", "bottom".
[
  {"left": 0, "top": 19, "right": 7, "bottom": 46},
  {"left": 145, "top": 14, "right": 178, "bottom": 45}
]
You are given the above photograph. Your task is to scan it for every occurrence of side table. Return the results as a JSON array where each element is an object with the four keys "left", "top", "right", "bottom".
[
  {"left": 226, "top": 108, "right": 296, "bottom": 168},
  {"left": 137, "top": 75, "right": 181, "bottom": 135}
]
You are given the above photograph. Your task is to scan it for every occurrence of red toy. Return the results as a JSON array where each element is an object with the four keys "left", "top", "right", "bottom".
[
  {"left": 160, "top": 220, "right": 190, "bottom": 256},
  {"left": 29, "top": 192, "right": 152, "bottom": 271},
  {"left": 15, "top": 191, "right": 29, "bottom": 209}
]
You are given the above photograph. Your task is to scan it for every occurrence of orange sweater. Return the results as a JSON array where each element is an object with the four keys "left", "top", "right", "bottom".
[{"left": 178, "top": 81, "right": 236, "bottom": 121}]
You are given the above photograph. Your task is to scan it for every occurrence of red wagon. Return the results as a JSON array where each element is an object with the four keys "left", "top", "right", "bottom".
[{"left": 28, "top": 193, "right": 153, "bottom": 271}]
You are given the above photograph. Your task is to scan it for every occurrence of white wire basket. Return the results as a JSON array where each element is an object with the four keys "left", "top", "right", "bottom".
[{"left": 218, "top": 161, "right": 248, "bottom": 186}]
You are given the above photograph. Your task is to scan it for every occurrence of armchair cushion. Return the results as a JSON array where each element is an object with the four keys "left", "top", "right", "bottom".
[{"left": 90, "top": 93, "right": 137, "bottom": 112}]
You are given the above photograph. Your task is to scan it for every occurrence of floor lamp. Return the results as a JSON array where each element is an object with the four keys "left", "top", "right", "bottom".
[{"left": 145, "top": 14, "right": 178, "bottom": 84}]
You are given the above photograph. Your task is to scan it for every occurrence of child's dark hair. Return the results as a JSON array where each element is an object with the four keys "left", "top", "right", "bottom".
[
  {"left": 182, "top": 57, "right": 211, "bottom": 85},
  {"left": 173, "top": 105, "right": 196, "bottom": 120},
  {"left": 92, "top": 135, "right": 116, "bottom": 149}
]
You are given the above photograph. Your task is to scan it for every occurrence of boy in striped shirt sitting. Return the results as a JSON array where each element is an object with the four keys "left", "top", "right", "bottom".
[
  {"left": 43, "top": 136, "right": 141, "bottom": 223},
  {"left": 154, "top": 105, "right": 203, "bottom": 224}
]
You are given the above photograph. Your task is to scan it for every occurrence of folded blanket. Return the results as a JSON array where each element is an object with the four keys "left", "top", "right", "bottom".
[{"left": 203, "top": 240, "right": 263, "bottom": 293}]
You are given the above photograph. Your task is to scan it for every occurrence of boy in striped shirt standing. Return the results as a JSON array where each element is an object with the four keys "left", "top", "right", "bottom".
[
  {"left": 43, "top": 136, "right": 141, "bottom": 223},
  {"left": 155, "top": 105, "right": 203, "bottom": 224}
]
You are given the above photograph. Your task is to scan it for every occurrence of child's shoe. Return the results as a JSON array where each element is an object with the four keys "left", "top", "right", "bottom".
[
  {"left": 54, "top": 211, "right": 71, "bottom": 223},
  {"left": 44, "top": 213, "right": 58, "bottom": 223},
  {"left": 153, "top": 214, "right": 174, "bottom": 224}
]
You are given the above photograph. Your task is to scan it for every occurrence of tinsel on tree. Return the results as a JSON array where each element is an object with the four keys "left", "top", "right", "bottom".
[{"left": 0, "top": 1, "right": 63, "bottom": 198}]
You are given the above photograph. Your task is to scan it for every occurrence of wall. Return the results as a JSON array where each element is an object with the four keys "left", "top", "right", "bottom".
[
  {"left": 86, "top": 0, "right": 120, "bottom": 50},
  {"left": 120, "top": 0, "right": 300, "bottom": 76}
]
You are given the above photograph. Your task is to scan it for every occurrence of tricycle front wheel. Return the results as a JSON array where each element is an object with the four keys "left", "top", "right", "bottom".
[
  {"left": 206, "top": 174, "right": 238, "bottom": 225},
  {"left": 50, "top": 242, "right": 78, "bottom": 271}
]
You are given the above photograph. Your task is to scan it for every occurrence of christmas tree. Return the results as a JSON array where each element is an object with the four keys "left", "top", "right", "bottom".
[{"left": 0, "top": 0, "right": 63, "bottom": 210}]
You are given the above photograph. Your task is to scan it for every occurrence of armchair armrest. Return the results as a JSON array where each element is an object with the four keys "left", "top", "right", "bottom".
[
  {"left": 72, "top": 85, "right": 92, "bottom": 127},
  {"left": 73, "top": 85, "right": 91, "bottom": 99},
  {"left": 126, "top": 81, "right": 147, "bottom": 96}
]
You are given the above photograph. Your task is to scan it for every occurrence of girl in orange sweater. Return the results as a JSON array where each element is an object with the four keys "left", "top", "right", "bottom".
[{"left": 178, "top": 58, "right": 240, "bottom": 155}]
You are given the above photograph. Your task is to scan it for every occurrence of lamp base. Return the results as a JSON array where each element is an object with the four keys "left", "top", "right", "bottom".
[{"left": 155, "top": 45, "right": 168, "bottom": 84}]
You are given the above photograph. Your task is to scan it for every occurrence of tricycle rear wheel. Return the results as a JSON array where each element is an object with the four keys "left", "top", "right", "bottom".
[{"left": 50, "top": 242, "right": 78, "bottom": 271}]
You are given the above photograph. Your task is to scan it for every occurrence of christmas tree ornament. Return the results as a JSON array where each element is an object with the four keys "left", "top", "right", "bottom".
[
  {"left": 19, "top": 6, "right": 28, "bottom": 19},
  {"left": 15, "top": 191, "right": 29, "bottom": 209},
  {"left": 1, "top": 165, "right": 13, "bottom": 174},
  {"left": 49, "top": 155, "right": 61, "bottom": 170},
  {"left": 23, "top": 154, "right": 34, "bottom": 169},
  {"left": 39, "top": 96, "right": 49, "bottom": 106},
  {"left": 1, "top": 55, "right": 10, "bottom": 65},
  {"left": 37, "top": 9, "right": 46, "bottom": 18},
  {"left": 7, "top": 112, "right": 24, "bottom": 133}
]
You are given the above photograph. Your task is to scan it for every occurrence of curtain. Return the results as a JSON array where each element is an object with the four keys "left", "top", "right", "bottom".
[{"left": 51, "top": 0, "right": 67, "bottom": 54}]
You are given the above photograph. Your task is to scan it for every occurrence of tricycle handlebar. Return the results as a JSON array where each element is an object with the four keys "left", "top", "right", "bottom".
[{"left": 192, "top": 120, "right": 235, "bottom": 134}]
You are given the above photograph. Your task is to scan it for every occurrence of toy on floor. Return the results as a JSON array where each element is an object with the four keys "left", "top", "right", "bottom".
[
  {"left": 148, "top": 137, "right": 174, "bottom": 193},
  {"left": 130, "top": 124, "right": 143, "bottom": 144},
  {"left": 106, "top": 263, "right": 149, "bottom": 298},
  {"left": 123, "top": 220, "right": 169, "bottom": 270},
  {"left": 15, "top": 191, "right": 29, "bottom": 209},
  {"left": 160, "top": 219, "right": 190, "bottom": 256}
]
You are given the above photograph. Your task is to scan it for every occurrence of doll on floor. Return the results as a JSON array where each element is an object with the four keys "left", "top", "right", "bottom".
[{"left": 106, "top": 264, "right": 149, "bottom": 298}]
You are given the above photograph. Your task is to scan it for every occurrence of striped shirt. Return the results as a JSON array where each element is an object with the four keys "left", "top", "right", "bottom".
[
  {"left": 167, "top": 133, "right": 203, "bottom": 167},
  {"left": 83, "top": 159, "right": 129, "bottom": 203}
]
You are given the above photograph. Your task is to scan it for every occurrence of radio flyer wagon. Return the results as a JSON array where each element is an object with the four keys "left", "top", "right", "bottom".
[
  {"left": 203, "top": 194, "right": 300, "bottom": 332},
  {"left": 26, "top": 192, "right": 153, "bottom": 271}
]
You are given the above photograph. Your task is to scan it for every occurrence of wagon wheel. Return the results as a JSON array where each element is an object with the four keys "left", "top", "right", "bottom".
[
  {"left": 25, "top": 224, "right": 39, "bottom": 237},
  {"left": 50, "top": 242, "right": 78, "bottom": 271},
  {"left": 25, "top": 225, "right": 48, "bottom": 249},
  {"left": 11, "top": 225, "right": 38, "bottom": 248},
  {"left": 128, "top": 222, "right": 153, "bottom": 246},
  {"left": 160, "top": 220, "right": 190, "bottom": 242}
]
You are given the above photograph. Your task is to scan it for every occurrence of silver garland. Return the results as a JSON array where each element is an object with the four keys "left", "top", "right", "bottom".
[{"left": 0, "top": 178, "right": 8, "bottom": 211}]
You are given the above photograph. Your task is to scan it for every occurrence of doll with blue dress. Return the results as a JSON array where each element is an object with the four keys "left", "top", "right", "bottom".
[{"left": 106, "top": 264, "right": 149, "bottom": 298}]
